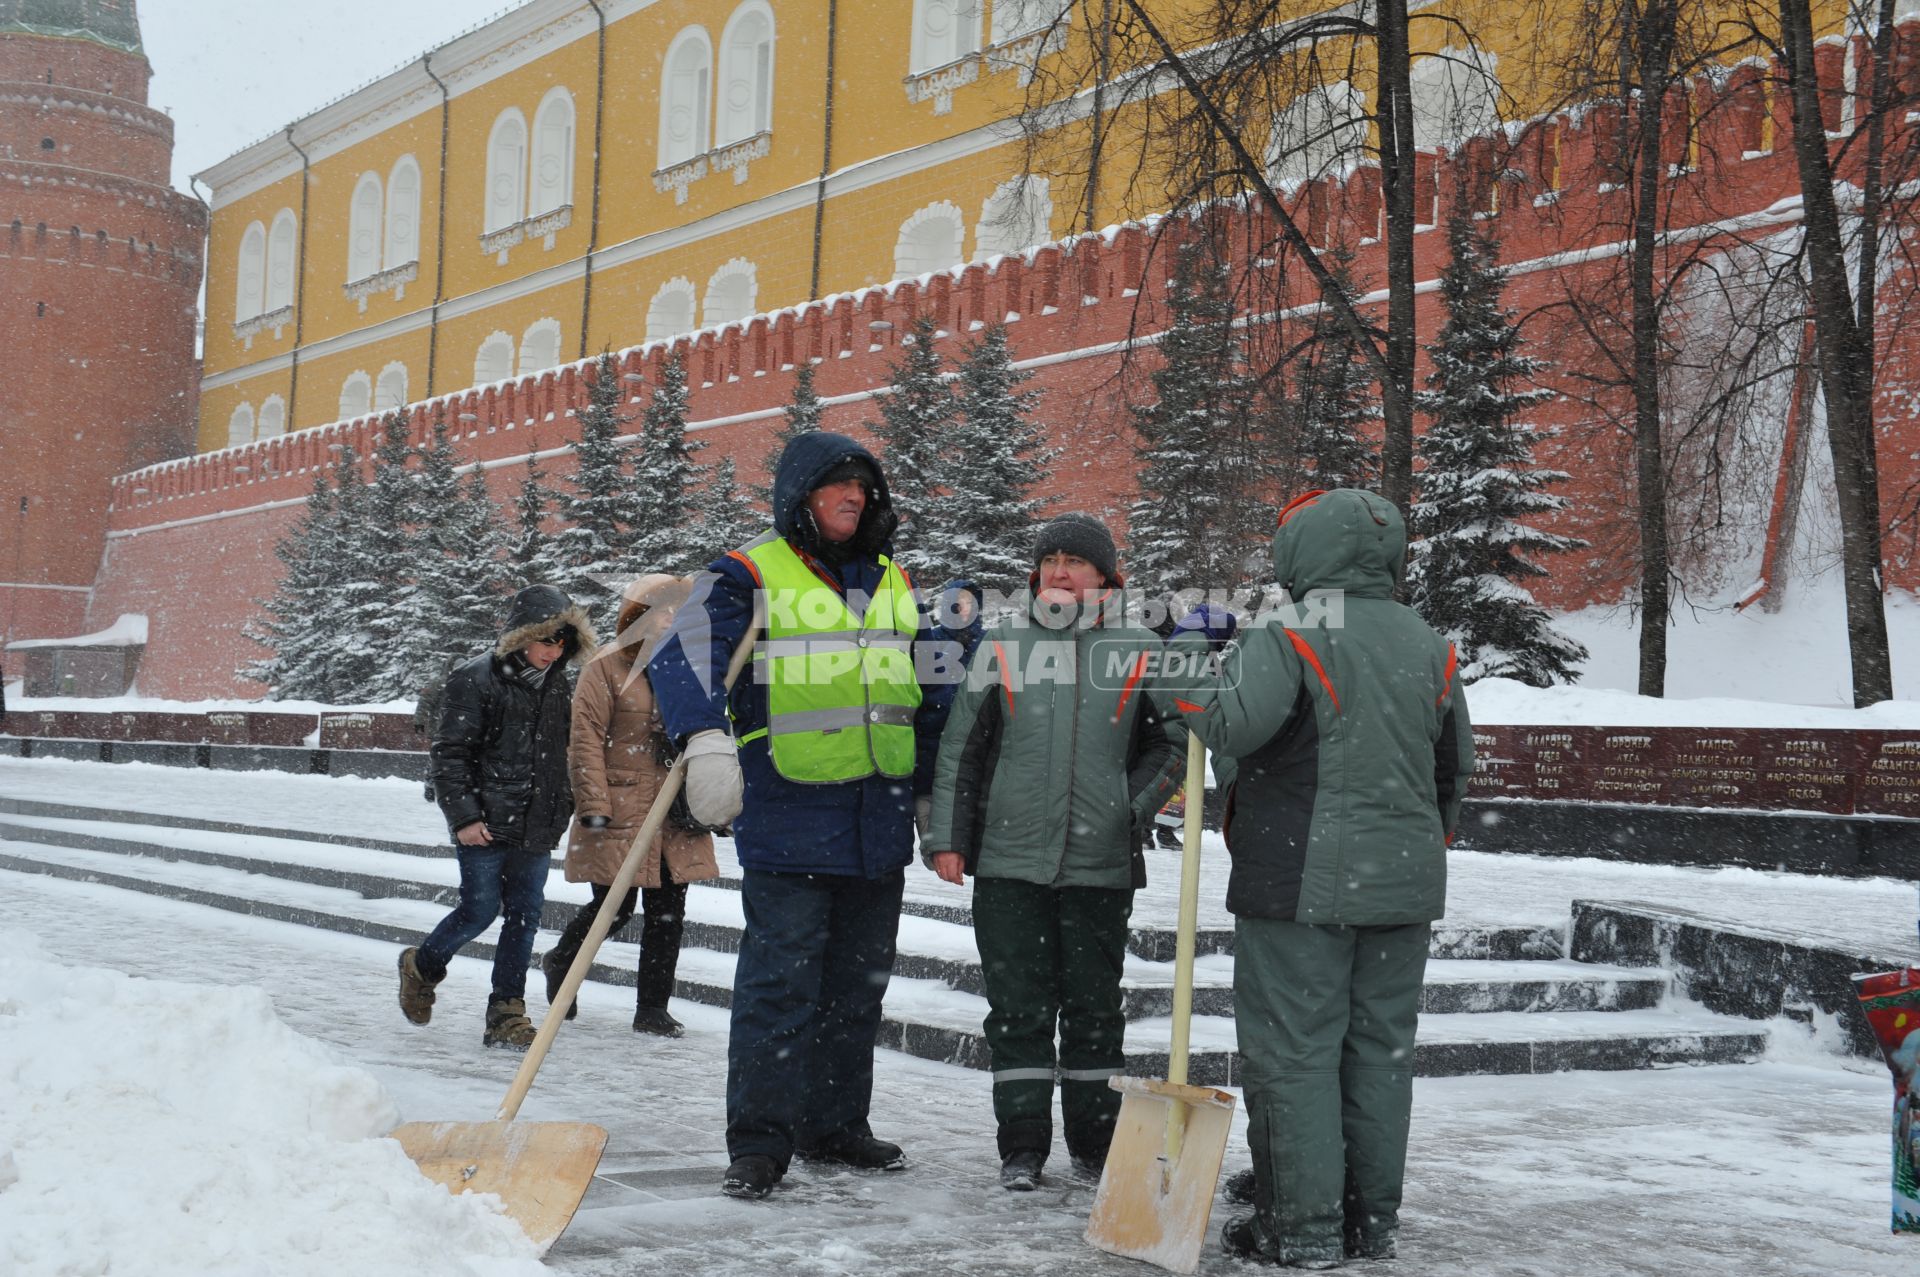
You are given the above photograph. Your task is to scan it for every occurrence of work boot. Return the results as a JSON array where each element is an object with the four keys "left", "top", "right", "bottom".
[
  {"left": 1224, "top": 1167, "right": 1257, "bottom": 1204},
  {"left": 794, "top": 1133, "right": 906, "bottom": 1171},
  {"left": 632, "top": 1005, "right": 684, "bottom": 1038},
  {"left": 999, "top": 1149, "right": 1046, "bottom": 1191},
  {"left": 1221, "top": 1212, "right": 1341, "bottom": 1269},
  {"left": 539, "top": 949, "right": 577, "bottom": 1021},
  {"left": 722, "top": 1154, "right": 781, "bottom": 1200},
  {"left": 397, "top": 947, "right": 444, "bottom": 1026},
  {"left": 482, "top": 995, "right": 537, "bottom": 1050}
]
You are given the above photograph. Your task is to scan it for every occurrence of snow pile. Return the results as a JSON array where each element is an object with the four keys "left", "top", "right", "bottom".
[
  {"left": 1468, "top": 676, "right": 1920, "bottom": 728},
  {"left": 5, "top": 614, "right": 148, "bottom": 651},
  {"left": 0, "top": 934, "right": 545, "bottom": 1277}
]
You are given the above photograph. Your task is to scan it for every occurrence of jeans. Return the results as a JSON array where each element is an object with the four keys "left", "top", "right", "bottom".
[
  {"left": 547, "top": 864, "right": 688, "bottom": 1008},
  {"left": 726, "top": 868, "right": 905, "bottom": 1169},
  {"left": 417, "top": 845, "right": 549, "bottom": 1001}
]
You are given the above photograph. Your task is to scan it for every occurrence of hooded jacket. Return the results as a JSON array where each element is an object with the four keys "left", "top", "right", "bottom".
[
  {"left": 1156, "top": 490, "right": 1475, "bottom": 923},
  {"left": 646, "top": 432, "right": 951, "bottom": 878},
  {"left": 430, "top": 585, "right": 596, "bottom": 853}
]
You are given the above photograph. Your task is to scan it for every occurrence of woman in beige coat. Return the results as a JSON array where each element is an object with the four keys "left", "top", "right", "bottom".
[{"left": 542, "top": 574, "right": 718, "bottom": 1036}]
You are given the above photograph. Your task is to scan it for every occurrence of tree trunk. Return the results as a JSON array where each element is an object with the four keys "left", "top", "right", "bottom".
[
  {"left": 1376, "top": 0, "right": 1418, "bottom": 520},
  {"left": 1631, "top": 2, "right": 1677, "bottom": 697},
  {"left": 1780, "top": 0, "right": 1893, "bottom": 705}
]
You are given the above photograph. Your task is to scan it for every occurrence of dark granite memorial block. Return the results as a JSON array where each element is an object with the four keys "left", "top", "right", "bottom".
[
  {"left": 1749, "top": 730, "right": 1864, "bottom": 814},
  {"left": 318, "top": 712, "right": 424, "bottom": 753},
  {"left": 247, "top": 712, "right": 318, "bottom": 747},
  {"left": 201, "top": 711, "right": 252, "bottom": 745},
  {"left": 1858, "top": 734, "right": 1920, "bottom": 818},
  {"left": 103, "top": 742, "right": 199, "bottom": 767},
  {"left": 1412, "top": 1040, "right": 1534, "bottom": 1078},
  {"left": 24, "top": 737, "right": 106, "bottom": 761},
  {"left": 0, "top": 736, "right": 24, "bottom": 756},
  {"left": 1584, "top": 728, "right": 1672, "bottom": 806},
  {"left": 207, "top": 745, "right": 327, "bottom": 775},
  {"left": 128, "top": 712, "right": 214, "bottom": 743},
  {"left": 1662, "top": 728, "right": 1768, "bottom": 809},
  {"left": 327, "top": 749, "right": 428, "bottom": 781}
]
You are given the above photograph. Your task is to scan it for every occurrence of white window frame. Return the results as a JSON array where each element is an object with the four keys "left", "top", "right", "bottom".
[
  {"left": 895, "top": 201, "right": 968, "bottom": 278},
  {"left": 659, "top": 27, "right": 714, "bottom": 169},
  {"left": 374, "top": 362, "right": 410, "bottom": 413},
  {"left": 703, "top": 258, "right": 759, "bottom": 328},
  {"left": 348, "top": 171, "right": 384, "bottom": 283},
  {"left": 474, "top": 331, "right": 517, "bottom": 386},
  {"left": 486, "top": 108, "right": 530, "bottom": 234},
  {"left": 974, "top": 175, "right": 1053, "bottom": 260},
  {"left": 265, "top": 208, "right": 298, "bottom": 314},
  {"left": 518, "top": 319, "right": 564, "bottom": 377},
  {"left": 235, "top": 221, "right": 266, "bottom": 321},
  {"left": 529, "top": 88, "right": 576, "bottom": 218},
  {"left": 990, "top": 0, "right": 1063, "bottom": 45},
  {"left": 647, "top": 277, "right": 699, "bottom": 340},
  {"left": 385, "top": 155, "right": 422, "bottom": 270},
  {"left": 338, "top": 371, "right": 373, "bottom": 421},
  {"left": 1409, "top": 47, "right": 1500, "bottom": 150},
  {"left": 717, "top": 2, "right": 776, "bottom": 146},
  {"left": 911, "top": 0, "right": 981, "bottom": 74},
  {"left": 226, "top": 402, "right": 255, "bottom": 449},
  {"left": 257, "top": 395, "right": 287, "bottom": 439}
]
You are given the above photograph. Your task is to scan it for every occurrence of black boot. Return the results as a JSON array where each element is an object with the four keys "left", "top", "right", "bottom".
[
  {"left": 794, "top": 1132, "right": 906, "bottom": 1171},
  {"left": 540, "top": 949, "right": 578, "bottom": 1021},
  {"left": 632, "top": 1005, "right": 684, "bottom": 1037},
  {"left": 1224, "top": 1166, "right": 1257, "bottom": 1204},
  {"left": 722, "top": 1154, "right": 781, "bottom": 1200},
  {"left": 999, "top": 1149, "right": 1046, "bottom": 1191}
]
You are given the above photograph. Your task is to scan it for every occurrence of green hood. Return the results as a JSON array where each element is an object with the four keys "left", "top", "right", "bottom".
[{"left": 1271, "top": 489, "right": 1404, "bottom": 600}]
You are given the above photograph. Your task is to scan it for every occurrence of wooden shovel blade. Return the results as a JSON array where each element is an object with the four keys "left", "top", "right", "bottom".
[
  {"left": 1085, "top": 1077, "right": 1237, "bottom": 1276},
  {"left": 391, "top": 1119, "right": 608, "bottom": 1256}
]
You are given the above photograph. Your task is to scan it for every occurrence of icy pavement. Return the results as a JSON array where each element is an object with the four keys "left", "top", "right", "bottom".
[
  {"left": 2, "top": 755, "right": 1915, "bottom": 954},
  {"left": 0, "top": 866, "right": 1909, "bottom": 1275}
]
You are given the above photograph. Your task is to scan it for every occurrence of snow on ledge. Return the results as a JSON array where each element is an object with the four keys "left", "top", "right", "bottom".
[
  {"left": 6, "top": 614, "right": 148, "bottom": 651},
  {"left": 1468, "top": 677, "right": 1920, "bottom": 730}
]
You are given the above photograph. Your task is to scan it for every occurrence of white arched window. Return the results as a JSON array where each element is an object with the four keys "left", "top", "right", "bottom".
[
  {"left": 226, "top": 402, "right": 255, "bottom": 448},
  {"left": 475, "top": 332, "right": 516, "bottom": 385},
  {"left": 1409, "top": 47, "right": 1500, "bottom": 149},
  {"left": 975, "top": 176, "right": 1052, "bottom": 260},
  {"left": 704, "top": 259, "right": 758, "bottom": 328},
  {"left": 530, "top": 89, "right": 576, "bottom": 217},
  {"left": 519, "top": 320, "right": 563, "bottom": 376},
  {"left": 717, "top": 3, "right": 775, "bottom": 145},
  {"left": 911, "top": 0, "right": 980, "bottom": 74},
  {"left": 257, "top": 395, "right": 287, "bottom": 440},
  {"left": 1267, "top": 81, "right": 1370, "bottom": 185},
  {"left": 659, "top": 27, "right": 713, "bottom": 168},
  {"left": 991, "top": 0, "right": 1064, "bottom": 44},
  {"left": 647, "top": 277, "right": 698, "bottom": 340},
  {"left": 486, "top": 109, "right": 529, "bottom": 233},
  {"left": 235, "top": 221, "right": 266, "bottom": 320},
  {"left": 374, "top": 362, "right": 410, "bottom": 412},
  {"left": 338, "top": 372, "right": 373, "bottom": 421},
  {"left": 266, "top": 209, "right": 297, "bottom": 313},
  {"left": 385, "top": 155, "right": 421, "bottom": 269},
  {"left": 348, "top": 171, "right": 383, "bottom": 282},
  {"left": 895, "top": 201, "right": 967, "bottom": 277}
]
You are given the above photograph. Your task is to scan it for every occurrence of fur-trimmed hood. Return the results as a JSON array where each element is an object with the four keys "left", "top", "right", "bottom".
[{"left": 495, "top": 584, "right": 598, "bottom": 663}]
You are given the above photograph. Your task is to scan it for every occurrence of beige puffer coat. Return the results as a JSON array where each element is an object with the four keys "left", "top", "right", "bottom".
[{"left": 564, "top": 575, "right": 717, "bottom": 889}]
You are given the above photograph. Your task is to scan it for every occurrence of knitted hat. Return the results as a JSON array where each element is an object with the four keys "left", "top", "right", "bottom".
[{"left": 1031, "top": 512, "right": 1119, "bottom": 584}]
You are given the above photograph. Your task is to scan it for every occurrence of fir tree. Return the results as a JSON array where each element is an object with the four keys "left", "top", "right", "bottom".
[
  {"left": 627, "top": 352, "right": 710, "bottom": 577},
  {"left": 338, "top": 412, "right": 426, "bottom": 702},
  {"left": 508, "top": 455, "right": 564, "bottom": 590},
  {"left": 549, "top": 352, "right": 642, "bottom": 614},
  {"left": 241, "top": 471, "right": 340, "bottom": 699},
  {"left": 700, "top": 455, "right": 766, "bottom": 554},
  {"left": 317, "top": 443, "right": 380, "bottom": 702},
  {"left": 1127, "top": 241, "right": 1269, "bottom": 599},
  {"left": 1289, "top": 245, "right": 1381, "bottom": 492},
  {"left": 936, "top": 324, "right": 1055, "bottom": 592},
  {"left": 1410, "top": 215, "right": 1588, "bottom": 687},
  {"left": 870, "top": 316, "right": 959, "bottom": 578},
  {"left": 753, "top": 362, "right": 825, "bottom": 513},
  {"left": 405, "top": 413, "right": 511, "bottom": 682}
]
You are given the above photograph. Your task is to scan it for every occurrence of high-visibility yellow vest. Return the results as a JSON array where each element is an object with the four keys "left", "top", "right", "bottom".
[{"left": 731, "top": 531, "right": 922, "bottom": 783}]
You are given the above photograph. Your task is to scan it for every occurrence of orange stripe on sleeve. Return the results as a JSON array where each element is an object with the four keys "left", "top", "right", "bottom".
[
  {"left": 725, "top": 550, "right": 764, "bottom": 586},
  {"left": 1173, "top": 698, "right": 1205, "bottom": 714},
  {"left": 1435, "top": 643, "right": 1458, "bottom": 708},
  {"left": 992, "top": 640, "right": 1015, "bottom": 716}
]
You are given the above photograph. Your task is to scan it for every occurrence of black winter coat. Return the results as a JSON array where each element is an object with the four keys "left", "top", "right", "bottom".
[{"left": 429, "top": 651, "right": 576, "bottom": 852}]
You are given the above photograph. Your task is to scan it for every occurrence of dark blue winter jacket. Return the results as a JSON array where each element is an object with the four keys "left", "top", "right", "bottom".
[
  {"left": 647, "top": 432, "right": 953, "bottom": 878},
  {"left": 921, "top": 578, "right": 985, "bottom": 722}
]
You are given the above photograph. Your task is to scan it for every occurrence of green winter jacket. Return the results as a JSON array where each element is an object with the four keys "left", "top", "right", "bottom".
[
  {"left": 1158, "top": 490, "right": 1475, "bottom": 924},
  {"left": 926, "top": 590, "right": 1187, "bottom": 890}
]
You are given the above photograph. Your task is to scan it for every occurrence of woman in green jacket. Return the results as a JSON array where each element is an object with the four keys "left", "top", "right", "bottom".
[{"left": 924, "top": 513, "right": 1185, "bottom": 1190}]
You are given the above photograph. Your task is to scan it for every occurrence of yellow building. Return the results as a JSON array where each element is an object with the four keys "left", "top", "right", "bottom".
[{"left": 193, "top": 0, "right": 1836, "bottom": 452}]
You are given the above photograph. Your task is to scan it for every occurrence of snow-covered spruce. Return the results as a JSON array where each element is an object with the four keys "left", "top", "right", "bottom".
[
  {"left": 1410, "top": 214, "right": 1587, "bottom": 687},
  {"left": 1285, "top": 243, "right": 1381, "bottom": 493},
  {"left": 547, "top": 352, "right": 647, "bottom": 622},
  {"left": 749, "top": 362, "right": 825, "bottom": 516},
  {"left": 870, "top": 315, "right": 961, "bottom": 581},
  {"left": 931, "top": 324, "right": 1055, "bottom": 594}
]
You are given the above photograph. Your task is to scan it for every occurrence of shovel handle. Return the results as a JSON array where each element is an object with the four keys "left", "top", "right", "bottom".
[
  {"left": 497, "top": 603, "right": 762, "bottom": 1122},
  {"left": 1163, "top": 733, "right": 1207, "bottom": 1165}
]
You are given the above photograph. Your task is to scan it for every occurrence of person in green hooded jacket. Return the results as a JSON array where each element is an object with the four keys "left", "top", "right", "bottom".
[
  {"left": 1157, "top": 488, "right": 1474, "bottom": 1269},
  {"left": 924, "top": 513, "right": 1186, "bottom": 1191}
]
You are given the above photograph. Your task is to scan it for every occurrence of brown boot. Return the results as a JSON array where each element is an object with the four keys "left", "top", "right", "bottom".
[
  {"left": 483, "top": 996, "right": 537, "bottom": 1050},
  {"left": 397, "top": 947, "right": 444, "bottom": 1025}
]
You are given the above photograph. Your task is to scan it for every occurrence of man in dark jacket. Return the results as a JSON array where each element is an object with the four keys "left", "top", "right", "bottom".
[
  {"left": 648, "top": 431, "right": 950, "bottom": 1200},
  {"left": 1156, "top": 489, "right": 1474, "bottom": 1268},
  {"left": 398, "top": 583, "right": 595, "bottom": 1050}
]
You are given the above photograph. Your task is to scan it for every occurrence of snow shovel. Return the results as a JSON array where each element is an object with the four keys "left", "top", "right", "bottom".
[
  {"left": 1086, "top": 734, "right": 1236, "bottom": 1275},
  {"left": 392, "top": 610, "right": 761, "bottom": 1255}
]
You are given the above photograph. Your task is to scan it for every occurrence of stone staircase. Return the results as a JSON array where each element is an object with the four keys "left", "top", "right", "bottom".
[{"left": 0, "top": 796, "right": 1772, "bottom": 1079}]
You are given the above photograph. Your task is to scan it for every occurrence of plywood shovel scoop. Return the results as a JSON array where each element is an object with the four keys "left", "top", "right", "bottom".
[
  {"left": 392, "top": 606, "right": 760, "bottom": 1255},
  {"left": 1086, "top": 735, "right": 1236, "bottom": 1275}
]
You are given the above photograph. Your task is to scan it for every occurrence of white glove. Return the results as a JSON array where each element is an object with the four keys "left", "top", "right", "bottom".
[
  {"left": 915, "top": 795, "right": 933, "bottom": 839},
  {"left": 682, "top": 729, "right": 744, "bottom": 828}
]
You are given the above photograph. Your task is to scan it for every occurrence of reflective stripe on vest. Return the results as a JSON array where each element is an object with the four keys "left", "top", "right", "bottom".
[{"left": 741, "top": 532, "right": 922, "bottom": 783}]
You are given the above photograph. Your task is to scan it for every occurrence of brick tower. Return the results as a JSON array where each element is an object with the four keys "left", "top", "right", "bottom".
[{"left": 0, "top": 0, "right": 204, "bottom": 646}]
